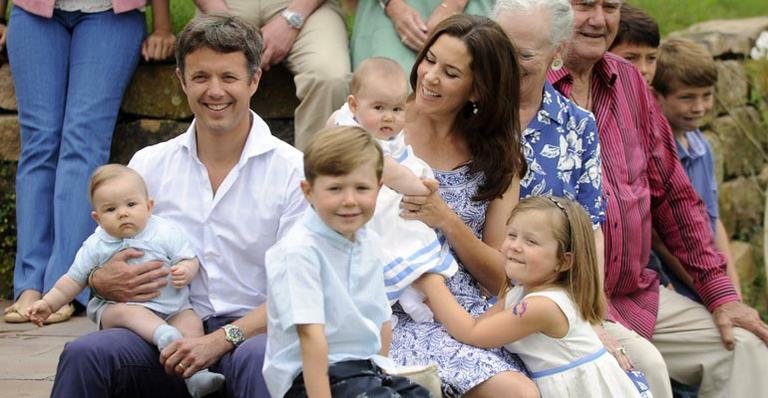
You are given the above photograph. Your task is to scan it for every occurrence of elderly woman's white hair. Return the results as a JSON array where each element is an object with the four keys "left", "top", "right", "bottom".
[{"left": 492, "top": 0, "right": 574, "bottom": 47}]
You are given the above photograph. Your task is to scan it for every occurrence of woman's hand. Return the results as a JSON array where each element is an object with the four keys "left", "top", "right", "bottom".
[
  {"left": 385, "top": 0, "right": 428, "bottom": 51},
  {"left": 141, "top": 29, "right": 176, "bottom": 61},
  {"left": 399, "top": 179, "right": 454, "bottom": 229},
  {"left": 593, "top": 323, "right": 633, "bottom": 371},
  {"left": 425, "top": 2, "right": 460, "bottom": 33}
]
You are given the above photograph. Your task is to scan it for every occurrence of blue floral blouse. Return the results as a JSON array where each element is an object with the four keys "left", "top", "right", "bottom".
[{"left": 520, "top": 82, "right": 606, "bottom": 227}]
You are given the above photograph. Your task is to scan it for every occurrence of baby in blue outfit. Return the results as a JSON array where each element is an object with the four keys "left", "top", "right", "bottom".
[{"left": 28, "top": 164, "right": 223, "bottom": 398}]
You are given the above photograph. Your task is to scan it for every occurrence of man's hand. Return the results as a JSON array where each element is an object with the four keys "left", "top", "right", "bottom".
[
  {"left": 259, "top": 16, "right": 299, "bottom": 71},
  {"left": 160, "top": 330, "right": 232, "bottom": 378},
  {"left": 593, "top": 323, "right": 633, "bottom": 371},
  {"left": 713, "top": 301, "right": 768, "bottom": 350},
  {"left": 91, "top": 248, "right": 168, "bottom": 302}
]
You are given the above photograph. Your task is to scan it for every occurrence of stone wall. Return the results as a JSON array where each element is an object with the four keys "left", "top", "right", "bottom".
[{"left": 670, "top": 16, "right": 768, "bottom": 303}]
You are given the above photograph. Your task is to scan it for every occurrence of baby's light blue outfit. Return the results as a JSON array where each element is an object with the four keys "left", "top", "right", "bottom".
[
  {"left": 263, "top": 208, "right": 392, "bottom": 398},
  {"left": 66, "top": 215, "right": 196, "bottom": 325}
]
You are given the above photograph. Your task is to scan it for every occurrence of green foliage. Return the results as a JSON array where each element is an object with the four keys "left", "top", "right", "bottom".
[{"left": 629, "top": 0, "right": 768, "bottom": 36}]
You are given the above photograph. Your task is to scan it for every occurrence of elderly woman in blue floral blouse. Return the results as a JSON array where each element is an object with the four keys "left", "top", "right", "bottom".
[{"left": 493, "top": 0, "right": 605, "bottom": 261}]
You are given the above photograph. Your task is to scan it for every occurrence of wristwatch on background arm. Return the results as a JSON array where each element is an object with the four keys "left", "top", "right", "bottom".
[
  {"left": 280, "top": 9, "right": 305, "bottom": 30},
  {"left": 221, "top": 324, "right": 246, "bottom": 348},
  {"left": 378, "top": 0, "right": 391, "bottom": 9}
]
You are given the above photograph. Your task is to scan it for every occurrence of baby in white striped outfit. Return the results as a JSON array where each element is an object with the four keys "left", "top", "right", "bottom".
[{"left": 328, "top": 57, "right": 458, "bottom": 324}]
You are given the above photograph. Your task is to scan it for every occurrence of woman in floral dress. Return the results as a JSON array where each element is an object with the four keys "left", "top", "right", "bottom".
[{"left": 394, "top": 15, "right": 537, "bottom": 398}]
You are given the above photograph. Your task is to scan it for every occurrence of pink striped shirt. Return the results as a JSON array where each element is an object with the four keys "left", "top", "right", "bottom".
[
  {"left": 548, "top": 53, "right": 738, "bottom": 339},
  {"left": 13, "top": 0, "right": 145, "bottom": 18}
]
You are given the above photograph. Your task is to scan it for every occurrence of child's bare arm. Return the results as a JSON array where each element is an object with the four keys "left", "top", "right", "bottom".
[
  {"left": 28, "top": 276, "right": 85, "bottom": 326},
  {"left": 715, "top": 219, "right": 741, "bottom": 298},
  {"left": 379, "top": 320, "right": 392, "bottom": 356},
  {"left": 413, "top": 274, "right": 565, "bottom": 348},
  {"left": 297, "top": 324, "right": 331, "bottom": 398},
  {"left": 382, "top": 156, "right": 430, "bottom": 196},
  {"left": 170, "top": 258, "right": 200, "bottom": 289},
  {"left": 142, "top": 0, "right": 176, "bottom": 61}
]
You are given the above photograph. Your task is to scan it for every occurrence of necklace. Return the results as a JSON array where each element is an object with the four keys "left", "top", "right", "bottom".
[{"left": 570, "top": 78, "right": 592, "bottom": 111}]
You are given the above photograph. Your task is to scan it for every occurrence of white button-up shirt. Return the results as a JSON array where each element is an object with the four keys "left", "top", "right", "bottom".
[{"left": 128, "top": 111, "right": 307, "bottom": 319}]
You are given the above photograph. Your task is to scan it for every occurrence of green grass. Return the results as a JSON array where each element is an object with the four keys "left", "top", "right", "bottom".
[
  {"left": 628, "top": 0, "right": 768, "bottom": 36},
  {"left": 126, "top": 1, "right": 768, "bottom": 37}
]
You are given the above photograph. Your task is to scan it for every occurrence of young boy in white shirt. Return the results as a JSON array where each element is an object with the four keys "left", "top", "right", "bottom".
[{"left": 263, "top": 126, "right": 430, "bottom": 398}]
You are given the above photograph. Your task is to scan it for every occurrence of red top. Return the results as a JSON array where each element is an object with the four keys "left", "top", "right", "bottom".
[{"left": 548, "top": 53, "right": 738, "bottom": 338}]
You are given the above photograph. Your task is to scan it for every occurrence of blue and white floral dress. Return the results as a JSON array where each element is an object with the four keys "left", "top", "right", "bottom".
[
  {"left": 520, "top": 82, "right": 605, "bottom": 227},
  {"left": 390, "top": 165, "right": 528, "bottom": 396}
]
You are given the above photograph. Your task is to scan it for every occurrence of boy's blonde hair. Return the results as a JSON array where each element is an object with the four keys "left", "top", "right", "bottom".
[
  {"left": 652, "top": 37, "right": 717, "bottom": 96},
  {"left": 303, "top": 126, "right": 384, "bottom": 184},
  {"left": 88, "top": 164, "right": 149, "bottom": 207},
  {"left": 350, "top": 57, "right": 408, "bottom": 97},
  {"left": 502, "top": 196, "right": 606, "bottom": 324}
]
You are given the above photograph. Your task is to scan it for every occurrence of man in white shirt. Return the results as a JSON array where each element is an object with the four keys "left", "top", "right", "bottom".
[{"left": 50, "top": 14, "right": 307, "bottom": 398}]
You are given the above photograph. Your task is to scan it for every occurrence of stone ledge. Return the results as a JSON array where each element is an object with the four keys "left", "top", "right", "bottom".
[
  {"left": 671, "top": 16, "right": 768, "bottom": 58},
  {"left": 120, "top": 62, "right": 299, "bottom": 120}
]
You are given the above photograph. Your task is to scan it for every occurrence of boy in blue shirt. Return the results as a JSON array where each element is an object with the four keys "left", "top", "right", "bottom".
[
  {"left": 651, "top": 37, "right": 741, "bottom": 301},
  {"left": 263, "top": 126, "right": 430, "bottom": 398}
]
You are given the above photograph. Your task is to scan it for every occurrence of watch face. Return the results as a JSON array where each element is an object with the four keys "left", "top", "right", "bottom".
[
  {"left": 225, "top": 325, "right": 245, "bottom": 345},
  {"left": 289, "top": 14, "right": 302, "bottom": 27}
]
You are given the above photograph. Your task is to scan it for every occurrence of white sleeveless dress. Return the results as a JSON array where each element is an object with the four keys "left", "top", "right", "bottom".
[{"left": 504, "top": 286, "right": 642, "bottom": 398}]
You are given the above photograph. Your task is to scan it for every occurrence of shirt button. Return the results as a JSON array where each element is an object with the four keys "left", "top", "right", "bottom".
[{"left": 613, "top": 222, "right": 618, "bottom": 228}]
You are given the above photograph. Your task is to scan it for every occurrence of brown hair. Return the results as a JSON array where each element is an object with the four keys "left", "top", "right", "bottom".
[
  {"left": 502, "top": 196, "right": 606, "bottom": 324},
  {"left": 652, "top": 37, "right": 717, "bottom": 96},
  {"left": 350, "top": 57, "right": 408, "bottom": 98},
  {"left": 411, "top": 14, "right": 526, "bottom": 202},
  {"left": 303, "top": 126, "right": 384, "bottom": 184},
  {"left": 175, "top": 14, "right": 263, "bottom": 81},
  {"left": 89, "top": 164, "right": 149, "bottom": 207},
  {"left": 610, "top": 3, "right": 660, "bottom": 50}
]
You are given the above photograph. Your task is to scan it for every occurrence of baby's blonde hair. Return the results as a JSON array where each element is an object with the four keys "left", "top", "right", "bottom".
[
  {"left": 350, "top": 57, "right": 408, "bottom": 97},
  {"left": 502, "top": 196, "right": 606, "bottom": 324},
  {"left": 88, "top": 164, "right": 149, "bottom": 208}
]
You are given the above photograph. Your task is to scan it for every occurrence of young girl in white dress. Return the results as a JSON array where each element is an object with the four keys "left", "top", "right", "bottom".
[{"left": 414, "top": 196, "right": 645, "bottom": 397}]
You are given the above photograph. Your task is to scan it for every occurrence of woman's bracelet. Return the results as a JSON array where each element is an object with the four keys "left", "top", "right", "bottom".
[{"left": 87, "top": 265, "right": 106, "bottom": 300}]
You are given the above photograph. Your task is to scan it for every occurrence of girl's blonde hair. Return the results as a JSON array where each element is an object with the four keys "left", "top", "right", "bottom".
[{"left": 502, "top": 196, "right": 606, "bottom": 324}]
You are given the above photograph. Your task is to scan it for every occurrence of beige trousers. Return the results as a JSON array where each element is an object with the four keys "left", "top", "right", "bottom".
[
  {"left": 605, "top": 288, "right": 768, "bottom": 398},
  {"left": 224, "top": 0, "right": 350, "bottom": 150}
]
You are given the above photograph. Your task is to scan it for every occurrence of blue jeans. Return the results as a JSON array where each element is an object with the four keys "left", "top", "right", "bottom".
[
  {"left": 7, "top": 6, "right": 145, "bottom": 305},
  {"left": 51, "top": 316, "right": 270, "bottom": 398}
]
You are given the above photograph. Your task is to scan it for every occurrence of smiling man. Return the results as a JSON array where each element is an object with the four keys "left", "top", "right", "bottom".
[
  {"left": 50, "top": 15, "right": 307, "bottom": 398},
  {"left": 547, "top": 1, "right": 768, "bottom": 398}
]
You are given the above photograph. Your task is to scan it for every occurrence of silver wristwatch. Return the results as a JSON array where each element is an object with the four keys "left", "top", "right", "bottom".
[
  {"left": 378, "top": 0, "right": 392, "bottom": 9},
  {"left": 280, "top": 9, "right": 305, "bottom": 30},
  {"left": 221, "top": 324, "right": 246, "bottom": 347}
]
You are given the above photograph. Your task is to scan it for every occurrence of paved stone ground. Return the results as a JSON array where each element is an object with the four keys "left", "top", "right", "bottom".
[{"left": 0, "top": 300, "right": 91, "bottom": 398}]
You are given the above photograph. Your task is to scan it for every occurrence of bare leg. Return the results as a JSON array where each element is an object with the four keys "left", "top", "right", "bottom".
[
  {"left": 101, "top": 303, "right": 166, "bottom": 343},
  {"left": 464, "top": 371, "right": 540, "bottom": 398},
  {"left": 168, "top": 309, "right": 225, "bottom": 398},
  {"left": 167, "top": 309, "right": 204, "bottom": 338}
]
